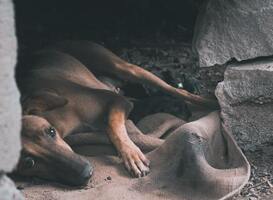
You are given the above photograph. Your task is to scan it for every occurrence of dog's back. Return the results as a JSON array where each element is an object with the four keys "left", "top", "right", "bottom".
[{"left": 16, "top": 50, "right": 111, "bottom": 95}]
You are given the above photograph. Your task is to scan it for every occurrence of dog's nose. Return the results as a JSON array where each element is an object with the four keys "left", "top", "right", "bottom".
[{"left": 77, "top": 163, "right": 93, "bottom": 185}]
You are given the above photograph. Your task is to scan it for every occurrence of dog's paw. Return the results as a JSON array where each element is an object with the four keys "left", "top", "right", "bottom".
[{"left": 119, "top": 142, "right": 150, "bottom": 178}]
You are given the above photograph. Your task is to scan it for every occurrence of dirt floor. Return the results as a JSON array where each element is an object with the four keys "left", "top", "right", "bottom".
[{"left": 233, "top": 144, "right": 273, "bottom": 199}]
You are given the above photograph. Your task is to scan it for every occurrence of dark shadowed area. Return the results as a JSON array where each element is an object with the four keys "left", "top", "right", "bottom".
[{"left": 15, "top": 0, "right": 200, "bottom": 49}]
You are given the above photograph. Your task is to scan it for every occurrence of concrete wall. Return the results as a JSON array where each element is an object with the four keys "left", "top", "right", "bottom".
[{"left": 0, "top": 0, "right": 23, "bottom": 199}]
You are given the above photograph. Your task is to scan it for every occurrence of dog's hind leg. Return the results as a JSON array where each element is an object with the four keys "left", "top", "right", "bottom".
[
  {"left": 65, "top": 122, "right": 164, "bottom": 153},
  {"left": 112, "top": 61, "right": 219, "bottom": 109},
  {"left": 125, "top": 120, "right": 164, "bottom": 152},
  {"left": 53, "top": 41, "right": 218, "bottom": 108}
]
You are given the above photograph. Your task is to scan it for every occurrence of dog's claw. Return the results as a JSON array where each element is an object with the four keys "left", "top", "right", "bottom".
[
  {"left": 120, "top": 143, "right": 150, "bottom": 178},
  {"left": 141, "top": 167, "right": 149, "bottom": 177}
]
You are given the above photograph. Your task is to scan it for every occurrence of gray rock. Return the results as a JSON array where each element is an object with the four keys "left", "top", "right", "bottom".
[
  {"left": 193, "top": 0, "right": 273, "bottom": 67},
  {"left": 0, "top": 0, "right": 21, "bottom": 172},
  {"left": 215, "top": 58, "right": 273, "bottom": 150},
  {"left": 0, "top": 175, "right": 23, "bottom": 200}
]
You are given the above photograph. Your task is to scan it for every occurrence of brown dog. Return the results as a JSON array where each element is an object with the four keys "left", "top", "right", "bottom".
[{"left": 15, "top": 41, "right": 218, "bottom": 185}]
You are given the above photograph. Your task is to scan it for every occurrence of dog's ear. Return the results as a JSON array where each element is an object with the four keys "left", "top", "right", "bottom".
[{"left": 22, "top": 90, "right": 68, "bottom": 115}]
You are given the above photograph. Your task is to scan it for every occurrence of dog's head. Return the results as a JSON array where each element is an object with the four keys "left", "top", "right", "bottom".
[{"left": 15, "top": 91, "right": 93, "bottom": 186}]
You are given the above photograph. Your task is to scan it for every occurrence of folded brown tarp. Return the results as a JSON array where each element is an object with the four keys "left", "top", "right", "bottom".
[{"left": 21, "top": 112, "right": 250, "bottom": 200}]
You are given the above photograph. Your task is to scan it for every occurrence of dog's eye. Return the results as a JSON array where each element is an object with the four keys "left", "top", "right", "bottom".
[
  {"left": 46, "top": 127, "right": 56, "bottom": 138},
  {"left": 23, "top": 157, "right": 35, "bottom": 169}
]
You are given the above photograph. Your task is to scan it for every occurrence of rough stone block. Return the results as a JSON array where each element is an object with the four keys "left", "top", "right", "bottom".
[
  {"left": 215, "top": 58, "right": 273, "bottom": 150},
  {"left": 193, "top": 0, "right": 273, "bottom": 67},
  {"left": 0, "top": 175, "right": 23, "bottom": 200},
  {"left": 0, "top": 0, "right": 21, "bottom": 172}
]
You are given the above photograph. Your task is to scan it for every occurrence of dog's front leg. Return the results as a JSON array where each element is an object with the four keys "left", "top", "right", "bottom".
[{"left": 106, "top": 106, "right": 150, "bottom": 178}]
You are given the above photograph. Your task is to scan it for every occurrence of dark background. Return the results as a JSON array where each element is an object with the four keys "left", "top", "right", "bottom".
[{"left": 14, "top": 0, "right": 201, "bottom": 49}]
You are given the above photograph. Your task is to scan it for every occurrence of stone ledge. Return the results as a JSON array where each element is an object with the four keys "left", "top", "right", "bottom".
[
  {"left": 0, "top": 174, "right": 23, "bottom": 200},
  {"left": 215, "top": 59, "right": 273, "bottom": 150},
  {"left": 0, "top": 0, "right": 21, "bottom": 173},
  {"left": 193, "top": 0, "right": 273, "bottom": 67}
]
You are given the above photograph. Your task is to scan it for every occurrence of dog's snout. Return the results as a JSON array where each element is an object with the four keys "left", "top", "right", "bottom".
[{"left": 76, "top": 163, "right": 93, "bottom": 185}]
